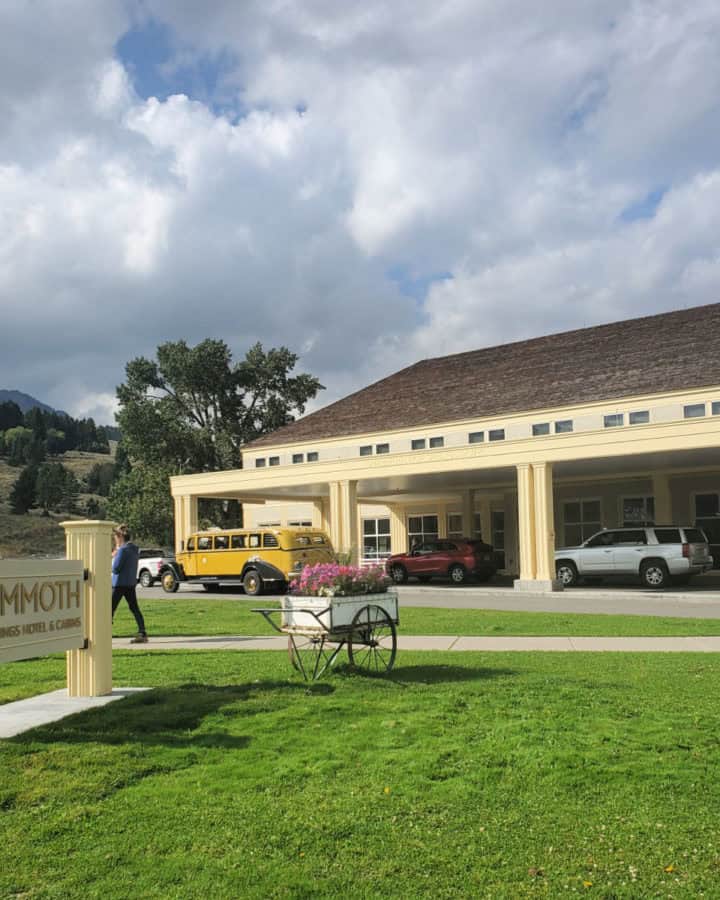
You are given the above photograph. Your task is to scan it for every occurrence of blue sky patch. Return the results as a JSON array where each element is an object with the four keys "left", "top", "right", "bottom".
[
  {"left": 387, "top": 266, "right": 453, "bottom": 301},
  {"left": 619, "top": 186, "right": 667, "bottom": 223}
]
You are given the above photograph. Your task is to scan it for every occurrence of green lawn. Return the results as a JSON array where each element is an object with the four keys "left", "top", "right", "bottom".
[
  {"left": 111, "top": 596, "right": 720, "bottom": 638},
  {"left": 2, "top": 650, "right": 720, "bottom": 897}
]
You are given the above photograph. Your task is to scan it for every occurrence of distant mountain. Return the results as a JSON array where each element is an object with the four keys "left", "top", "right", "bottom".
[{"left": 0, "top": 390, "right": 65, "bottom": 416}]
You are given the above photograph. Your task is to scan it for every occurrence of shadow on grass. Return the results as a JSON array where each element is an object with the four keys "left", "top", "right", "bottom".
[
  {"left": 334, "top": 663, "right": 516, "bottom": 685},
  {"left": 15, "top": 680, "right": 332, "bottom": 749}
]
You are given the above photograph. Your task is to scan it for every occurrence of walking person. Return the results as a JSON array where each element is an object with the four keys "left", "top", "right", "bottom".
[{"left": 111, "top": 524, "right": 148, "bottom": 643}]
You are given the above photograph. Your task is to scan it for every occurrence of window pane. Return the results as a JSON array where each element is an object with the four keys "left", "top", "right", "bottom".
[
  {"left": 363, "top": 519, "right": 375, "bottom": 535},
  {"left": 582, "top": 500, "right": 601, "bottom": 522},
  {"left": 269, "top": 457, "right": 280, "bottom": 466},
  {"left": 408, "top": 516, "right": 422, "bottom": 533},
  {"left": 423, "top": 516, "right": 439, "bottom": 532},
  {"left": 378, "top": 518, "right": 390, "bottom": 535},
  {"left": 292, "top": 454, "right": 303, "bottom": 464},
  {"left": 603, "top": 414, "right": 624, "bottom": 428},
  {"left": 684, "top": 528, "right": 705, "bottom": 543},
  {"left": 646, "top": 497, "right": 655, "bottom": 522},
  {"left": 429, "top": 436, "right": 444, "bottom": 448},
  {"left": 532, "top": 423, "right": 550, "bottom": 436},
  {"left": 488, "top": 429, "right": 505, "bottom": 441},
  {"left": 187, "top": 538, "right": 195, "bottom": 551},
  {"left": 555, "top": 420, "right": 573, "bottom": 433},
  {"left": 695, "top": 494, "right": 719, "bottom": 517},
  {"left": 411, "top": 439, "right": 426, "bottom": 450},
  {"left": 214, "top": 535, "right": 229, "bottom": 550},
  {"left": 377, "top": 536, "right": 391, "bottom": 554},
  {"left": 376, "top": 443, "right": 389, "bottom": 454},
  {"left": 629, "top": 410, "right": 649, "bottom": 424},
  {"left": 447, "top": 514, "right": 463, "bottom": 533},
  {"left": 363, "top": 536, "right": 378, "bottom": 554},
  {"left": 654, "top": 528, "right": 681, "bottom": 544},
  {"left": 360, "top": 445, "right": 372, "bottom": 456},
  {"left": 263, "top": 533, "right": 279, "bottom": 548},
  {"left": 248, "top": 534, "right": 261, "bottom": 548},
  {"left": 713, "top": 401, "right": 720, "bottom": 416},
  {"left": 564, "top": 501, "right": 581, "bottom": 523},
  {"left": 198, "top": 536, "right": 211, "bottom": 550},
  {"left": 231, "top": 535, "right": 245, "bottom": 549},
  {"left": 307, "top": 451, "right": 318, "bottom": 462},
  {"left": 615, "top": 530, "right": 646, "bottom": 544},
  {"left": 564, "top": 524, "right": 583, "bottom": 546},
  {"left": 684, "top": 403, "right": 705, "bottom": 418},
  {"left": 468, "top": 432, "right": 484, "bottom": 444},
  {"left": 255, "top": 458, "right": 266, "bottom": 467}
]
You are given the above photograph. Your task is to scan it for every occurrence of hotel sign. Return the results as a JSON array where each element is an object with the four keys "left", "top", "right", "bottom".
[{"left": 0, "top": 559, "right": 85, "bottom": 663}]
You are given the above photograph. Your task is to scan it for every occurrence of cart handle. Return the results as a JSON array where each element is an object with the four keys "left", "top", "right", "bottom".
[{"left": 251, "top": 604, "right": 332, "bottom": 634}]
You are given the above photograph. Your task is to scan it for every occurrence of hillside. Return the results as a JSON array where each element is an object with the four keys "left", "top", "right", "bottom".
[
  {"left": 0, "top": 389, "right": 64, "bottom": 415},
  {"left": 0, "top": 450, "right": 114, "bottom": 558}
]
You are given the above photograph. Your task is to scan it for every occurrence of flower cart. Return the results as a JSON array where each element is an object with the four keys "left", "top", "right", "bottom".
[{"left": 252, "top": 564, "right": 399, "bottom": 681}]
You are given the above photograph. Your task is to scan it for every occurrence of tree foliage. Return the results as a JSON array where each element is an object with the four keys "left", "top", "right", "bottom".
[
  {"left": 106, "top": 464, "right": 176, "bottom": 546},
  {"left": 116, "top": 339, "right": 323, "bottom": 473},
  {"left": 35, "top": 463, "right": 79, "bottom": 514},
  {"left": 9, "top": 465, "right": 38, "bottom": 514}
]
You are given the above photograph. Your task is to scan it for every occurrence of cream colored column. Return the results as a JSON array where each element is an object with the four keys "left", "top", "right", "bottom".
[
  {"left": 436, "top": 502, "right": 448, "bottom": 538},
  {"left": 62, "top": 520, "right": 114, "bottom": 697},
  {"left": 310, "top": 499, "right": 324, "bottom": 529},
  {"left": 478, "top": 501, "right": 492, "bottom": 544},
  {"left": 532, "top": 462, "right": 556, "bottom": 581},
  {"left": 652, "top": 473, "right": 673, "bottom": 525},
  {"left": 173, "top": 494, "right": 199, "bottom": 554},
  {"left": 328, "top": 482, "right": 343, "bottom": 552},
  {"left": 461, "top": 490, "right": 475, "bottom": 537},
  {"left": 339, "top": 480, "right": 359, "bottom": 564},
  {"left": 388, "top": 505, "right": 408, "bottom": 555},
  {"left": 515, "top": 464, "right": 536, "bottom": 581}
]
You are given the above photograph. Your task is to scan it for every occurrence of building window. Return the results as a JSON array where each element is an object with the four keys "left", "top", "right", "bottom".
[
  {"left": 713, "top": 402, "right": 720, "bottom": 416},
  {"left": 408, "top": 514, "right": 439, "bottom": 549},
  {"left": 411, "top": 438, "right": 426, "bottom": 451},
  {"left": 292, "top": 453, "right": 304, "bottom": 464},
  {"left": 532, "top": 423, "right": 550, "bottom": 436},
  {"left": 269, "top": 456, "right": 280, "bottom": 466},
  {"left": 563, "top": 499, "right": 602, "bottom": 546},
  {"left": 255, "top": 458, "right": 266, "bottom": 468},
  {"left": 491, "top": 510, "right": 505, "bottom": 569},
  {"left": 488, "top": 429, "right": 505, "bottom": 442},
  {"left": 684, "top": 403, "right": 706, "bottom": 418},
  {"left": 447, "top": 513, "right": 463, "bottom": 539},
  {"left": 555, "top": 420, "right": 573, "bottom": 434},
  {"left": 288, "top": 519, "right": 312, "bottom": 527},
  {"left": 376, "top": 443, "right": 390, "bottom": 454},
  {"left": 604, "top": 414, "right": 624, "bottom": 428},
  {"left": 429, "top": 436, "right": 444, "bottom": 449},
  {"left": 629, "top": 410, "right": 649, "bottom": 425},
  {"left": 622, "top": 496, "right": 655, "bottom": 527},
  {"left": 468, "top": 432, "right": 484, "bottom": 444},
  {"left": 362, "top": 518, "right": 391, "bottom": 563},
  {"left": 360, "top": 445, "right": 373, "bottom": 456},
  {"left": 307, "top": 451, "right": 319, "bottom": 462}
]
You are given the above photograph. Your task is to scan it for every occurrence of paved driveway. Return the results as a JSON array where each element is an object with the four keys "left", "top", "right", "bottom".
[{"left": 139, "top": 573, "right": 720, "bottom": 618}]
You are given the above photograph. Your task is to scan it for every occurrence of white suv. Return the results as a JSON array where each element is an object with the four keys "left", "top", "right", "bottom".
[
  {"left": 555, "top": 526, "right": 711, "bottom": 589},
  {"left": 137, "top": 549, "right": 175, "bottom": 588}
]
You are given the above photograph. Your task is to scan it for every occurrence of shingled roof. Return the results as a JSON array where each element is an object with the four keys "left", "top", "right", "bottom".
[{"left": 247, "top": 302, "right": 720, "bottom": 450}]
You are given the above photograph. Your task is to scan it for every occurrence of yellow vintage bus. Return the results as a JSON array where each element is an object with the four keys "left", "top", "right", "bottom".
[{"left": 159, "top": 527, "right": 334, "bottom": 596}]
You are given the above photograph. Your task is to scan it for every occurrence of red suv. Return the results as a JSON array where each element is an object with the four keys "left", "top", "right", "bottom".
[{"left": 385, "top": 538, "right": 497, "bottom": 585}]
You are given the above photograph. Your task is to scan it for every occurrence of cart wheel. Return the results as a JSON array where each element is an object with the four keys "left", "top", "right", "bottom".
[
  {"left": 287, "top": 634, "right": 333, "bottom": 681},
  {"left": 348, "top": 605, "right": 397, "bottom": 674}
]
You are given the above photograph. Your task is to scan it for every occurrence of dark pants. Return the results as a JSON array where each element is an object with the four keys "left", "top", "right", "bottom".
[{"left": 112, "top": 585, "right": 147, "bottom": 634}]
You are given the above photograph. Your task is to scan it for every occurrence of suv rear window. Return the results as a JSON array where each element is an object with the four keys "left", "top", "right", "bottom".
[
  {"left": 654, "top": 528, "right": 681, "bottom": 544},
  {"left": 683, "top": 528, "right": 706, "bottom": 543}
]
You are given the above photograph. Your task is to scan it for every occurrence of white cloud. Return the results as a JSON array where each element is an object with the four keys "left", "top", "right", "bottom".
[{"left": 0, "top": 0, "right": 720, "bottom": 423}]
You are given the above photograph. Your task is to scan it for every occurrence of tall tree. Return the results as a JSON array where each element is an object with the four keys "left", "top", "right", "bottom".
[
  {"left": 116, "top": 340, "right": 323, "bottom": 473},
  {"left": 9, "top": 465, "right": 37, "bottom": 513}
]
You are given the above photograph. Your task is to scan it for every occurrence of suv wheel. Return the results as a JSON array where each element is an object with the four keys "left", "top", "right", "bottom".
[
  {"left": 640, "top": 560, "right": 669, "bottom": 589},
  {"left": 556, "top": 561, "right": 579, "bottom": 587},
  {"left": 390, "top": 564, "right": 408, "bottom": 585},
  {"left": 448, "top": 564, "right": 467, "bottom": 585},
  {"left": 138, "top": 570, "right": 154, "bottom": 588}
]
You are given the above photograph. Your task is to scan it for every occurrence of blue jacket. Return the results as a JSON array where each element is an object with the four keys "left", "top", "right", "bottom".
[{"left": 112, "top": 542, "right": 139, "bottom": 587}]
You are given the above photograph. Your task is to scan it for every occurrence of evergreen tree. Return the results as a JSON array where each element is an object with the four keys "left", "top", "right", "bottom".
[
  {"left": 35, "top": 462, "right": 68, "bottom": 514},
  {"left": 9, "top": 465, "right": 37, "bottom": 513},
  {"left": 0, "top": 401, "right": 23, "bottom": 431}
]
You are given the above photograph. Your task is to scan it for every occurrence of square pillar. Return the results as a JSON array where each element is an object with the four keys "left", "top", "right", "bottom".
[
  {"left": 173, "top": 494, "right": 198, "bottom": 554},
  {"left": 461, "top": 490, "right": 475, "bottom": 538},
  {"left": 514, "top": 463, "right": 562, "bottom": 592},
  {"left": 436, "top": 502, "right": 448, "bottom": 538},
  {"left": 389, "top": 505, "right": 408, "bottom": 555},
  {"left": 328, "top": 481, "right": 359, "bottom": 563},
  {"left": 652, "top": 473, "right": 672, "bottom": 525}
]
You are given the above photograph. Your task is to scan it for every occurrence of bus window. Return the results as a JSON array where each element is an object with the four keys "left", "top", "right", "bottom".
[
  {"left": 187, "top": 537, "right": 195, "bottom": 551},
  {"left": 231, "top": 534, "right": 245, "bottom": 549},
  {"left": 248, "top": 534, "right": 261, "bottom": 549},
  {"left": 198, "top": 536, "right": 211, "bottom": 551},
  {"left": 214, "top": 535, "right": 229, "bottom": 550}
]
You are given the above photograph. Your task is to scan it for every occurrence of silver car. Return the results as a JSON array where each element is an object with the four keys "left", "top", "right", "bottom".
[{"left": 555, "top": 526, "right": 711, "bottom": 589}]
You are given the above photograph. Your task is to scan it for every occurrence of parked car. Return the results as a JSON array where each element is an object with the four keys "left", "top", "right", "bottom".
[
  {"left": 555, "top": 526, "right": 712, "bottom": 589},
  {"left": 385, "top": 538, "right": 497, "bottom": 585},
  {"left": 137, "top": 548, "right": 175, "bottom": 588}
]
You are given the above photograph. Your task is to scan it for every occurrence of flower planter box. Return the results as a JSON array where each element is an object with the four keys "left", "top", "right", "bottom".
[{"left": 281, "top": 591, "right": 399, "bottom": 634}]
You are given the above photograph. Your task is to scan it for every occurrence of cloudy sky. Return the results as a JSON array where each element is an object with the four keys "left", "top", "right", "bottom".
[{"left": 2, "top": 0, "right": 720, "bottom": 424}]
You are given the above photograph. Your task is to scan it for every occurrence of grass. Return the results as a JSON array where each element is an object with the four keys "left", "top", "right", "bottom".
[
  {"left": 111, "top": 595, "right": 720, "bottom": 638},
  {"left": 2, "top": 650, "right": 720, "bottom": 897}
]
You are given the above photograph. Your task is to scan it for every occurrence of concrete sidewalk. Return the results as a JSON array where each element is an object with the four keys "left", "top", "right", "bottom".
[{"left": 112, "top": 634, "right": 720, "bottom": 652}]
